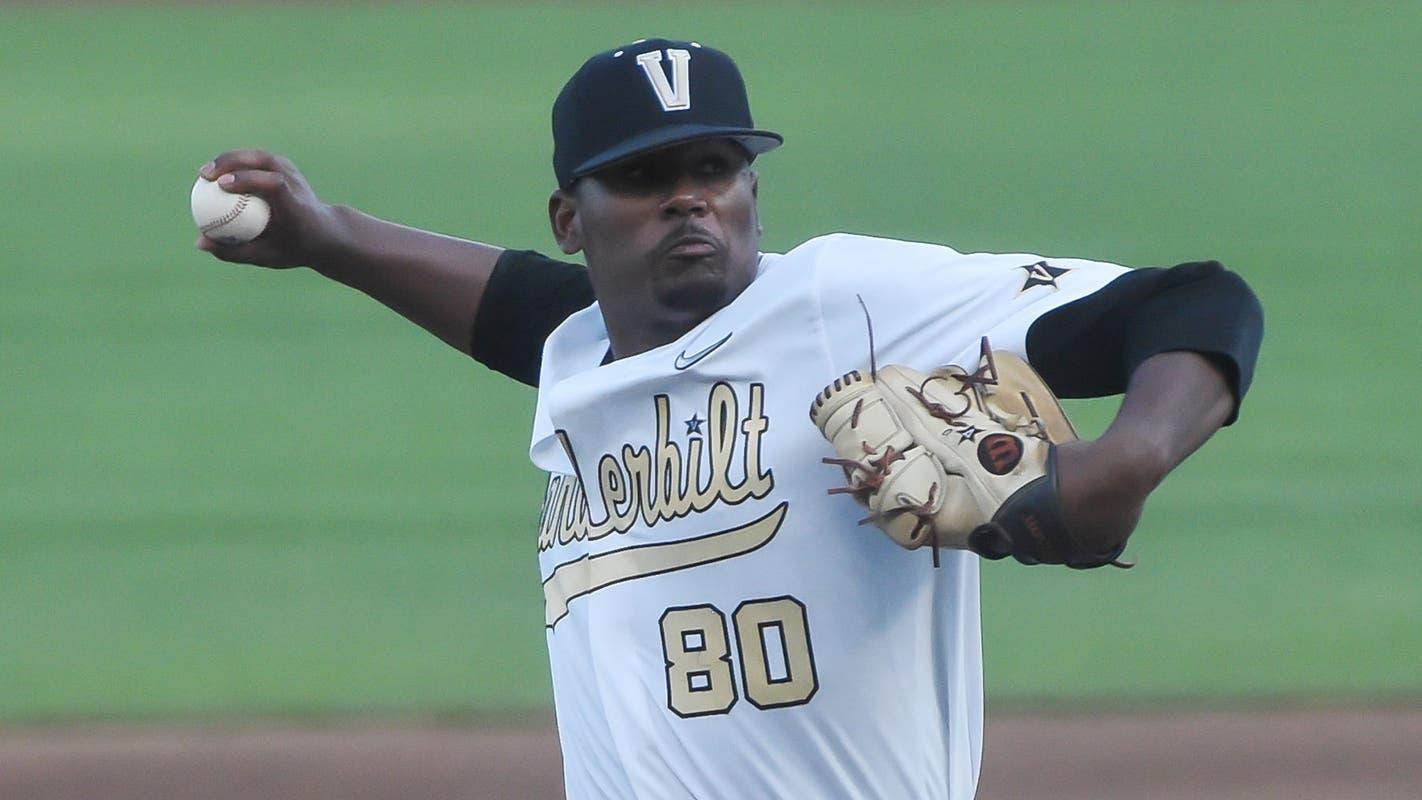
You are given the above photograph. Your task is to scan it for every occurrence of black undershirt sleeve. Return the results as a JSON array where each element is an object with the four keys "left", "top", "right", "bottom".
[
  {"left": 471, "top": 251, "right": 1265, "bottom": 422},
  {"left": 1025, "top": 261, "right": 1264, "bottom": 424},
  {"left": 469, "top": 249, "right": 595, "bottom": 386}
]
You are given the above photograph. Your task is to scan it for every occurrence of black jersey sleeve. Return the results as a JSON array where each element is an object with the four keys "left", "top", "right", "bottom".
[
  {"left": 1025, "top": 261, "right": 1263, "bottom": 424},
  {"left": 469, "top": 249, "right": 596, "bottom": 386}
]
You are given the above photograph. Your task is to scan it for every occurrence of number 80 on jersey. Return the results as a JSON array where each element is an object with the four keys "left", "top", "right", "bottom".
[{"left": 659, "top": 595, "right": 819, "bottom": 718}]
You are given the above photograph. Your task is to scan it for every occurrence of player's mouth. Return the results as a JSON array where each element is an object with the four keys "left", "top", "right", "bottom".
[{"left": 661, "top": 230, "right": 721, "bottom": 260}]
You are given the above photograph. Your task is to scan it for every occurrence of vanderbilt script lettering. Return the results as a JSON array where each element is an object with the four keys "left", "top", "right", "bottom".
[{"left": 539, "top": 383, "right": 773, "bottom": 551}]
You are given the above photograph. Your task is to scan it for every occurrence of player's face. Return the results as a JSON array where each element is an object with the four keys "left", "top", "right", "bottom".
[{"left": 551, "top": 139, "right": 761, "bottom": 336}]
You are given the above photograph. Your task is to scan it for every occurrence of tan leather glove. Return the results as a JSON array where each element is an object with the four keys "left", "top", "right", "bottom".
[{"left": 810, "top": 338, "right": 1128, "bottom": 569}]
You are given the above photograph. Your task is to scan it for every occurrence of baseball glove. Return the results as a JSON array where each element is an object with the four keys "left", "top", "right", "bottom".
[{"left": 810, "top": 337, "right": 1129, "bottom": 569}]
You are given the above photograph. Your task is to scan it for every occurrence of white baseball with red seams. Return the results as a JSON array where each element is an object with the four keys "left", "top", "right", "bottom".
[{"left": 190, "top": 177, "right": 270, "bottom": 244}]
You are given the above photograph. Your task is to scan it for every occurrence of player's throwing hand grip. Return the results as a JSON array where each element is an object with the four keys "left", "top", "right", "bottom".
[
  {"left": 191, "top": 177, "right": 271, "bottom": 244},
  {"left": 810, "top": 337, "right": 1129, "bottom": 569}
]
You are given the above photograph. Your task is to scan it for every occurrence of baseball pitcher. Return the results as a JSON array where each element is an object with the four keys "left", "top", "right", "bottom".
[{"left": 195, "top": 38, "right": 1263, "bottom": 799}]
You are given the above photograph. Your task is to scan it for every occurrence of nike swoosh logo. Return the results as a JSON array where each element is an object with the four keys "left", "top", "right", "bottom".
[
  {"left": 674, "top": 332, "right": 733, "bottom": 370},
  {"left": 542, "top": 502, "right": 787, "bottom": 628}
]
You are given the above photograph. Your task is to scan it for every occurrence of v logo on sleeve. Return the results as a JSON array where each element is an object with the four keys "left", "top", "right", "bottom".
[{"left": 1018, "top": 260, "right": 1070, "bottom": 293}]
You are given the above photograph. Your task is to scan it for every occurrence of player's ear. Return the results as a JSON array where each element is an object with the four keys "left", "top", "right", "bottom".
[
  {"left": 548, "top": 189, "right": 583, "bottom": 255},
  {"left": 749, "top": 172, "right": 763, "bottom": 235}
]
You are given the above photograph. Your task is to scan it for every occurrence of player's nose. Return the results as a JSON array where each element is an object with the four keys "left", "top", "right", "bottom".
[
  {"left": 660, "top": 177, "right": 708, "bottom": 217},
  {"left": 661, "top": 194, "right": 708, "bottom": 217}
]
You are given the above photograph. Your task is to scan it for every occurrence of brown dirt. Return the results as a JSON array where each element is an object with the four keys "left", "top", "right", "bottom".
[{"left": 3, "top": 706, "right": 1421, "bottom": 799}]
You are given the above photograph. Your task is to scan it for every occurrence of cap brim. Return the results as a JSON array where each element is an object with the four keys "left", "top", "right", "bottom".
[{"left": 569, "top": 124, "right": 783, "bottom": 184}]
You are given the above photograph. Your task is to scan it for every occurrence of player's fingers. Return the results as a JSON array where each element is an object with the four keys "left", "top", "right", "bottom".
[
  {"left": 272, "top": 153, "right": 300, "bottom": 175},
  {"left": 196, "top": 234, "right": 251, "bottom": 259},
  {"left": 213, "top": 169, "right": 289, "bottom": 200},
  {"left": 195, "top": 234, "right": 284, "bottom": 267},
  {"left": 200, "top": 149, "right": 280, "bottom": 180}
]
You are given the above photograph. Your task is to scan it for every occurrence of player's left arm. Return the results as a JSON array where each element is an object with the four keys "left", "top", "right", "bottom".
[{"left": 1018, "top": 261, "right": 1264, "bottom": 553}]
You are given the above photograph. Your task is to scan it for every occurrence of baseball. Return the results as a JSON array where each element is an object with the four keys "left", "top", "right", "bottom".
[{"left": 190, "top": 177, "right": 270, "bottom": 244}]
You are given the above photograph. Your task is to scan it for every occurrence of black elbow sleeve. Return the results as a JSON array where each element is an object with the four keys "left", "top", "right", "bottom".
[
  {"left": 1027, "top": 261, "right": 1264, "bottom": 423},
  {"left": 470, "top": 250, "right": 596, "bottom": 387}
]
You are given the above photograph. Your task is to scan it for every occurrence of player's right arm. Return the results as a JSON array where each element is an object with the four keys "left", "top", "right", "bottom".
[{"left": 195, "top": 150, "right": 593, "bottom": 381}]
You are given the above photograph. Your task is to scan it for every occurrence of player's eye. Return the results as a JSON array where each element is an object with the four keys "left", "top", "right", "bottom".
[
  {"left": 619, "top": 163, "right": 651, "bottom": 182},
  {"left": 596, "top": 160, "right": 661, "bottom": 194},
  {"left": 697, "top": 155, "right": 729, "bottom": 175}
]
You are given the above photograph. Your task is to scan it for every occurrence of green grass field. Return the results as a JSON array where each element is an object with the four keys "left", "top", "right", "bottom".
[{"left": 3, "top": 2, "right": 1419, "bottom": 720}]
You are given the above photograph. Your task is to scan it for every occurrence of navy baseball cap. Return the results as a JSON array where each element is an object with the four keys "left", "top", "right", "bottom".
[{"left": 552, "top": 38, "right": 783, "bottom": 188}]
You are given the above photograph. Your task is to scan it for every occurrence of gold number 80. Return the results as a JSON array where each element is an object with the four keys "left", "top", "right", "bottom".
[{"left": 660, "top": 596, "right": 818, "bottom": 718}]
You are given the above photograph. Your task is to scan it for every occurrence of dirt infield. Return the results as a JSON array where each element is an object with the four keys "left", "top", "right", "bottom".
[{"left": 4, "top": 706, "right": 1421, "bottom": 799}]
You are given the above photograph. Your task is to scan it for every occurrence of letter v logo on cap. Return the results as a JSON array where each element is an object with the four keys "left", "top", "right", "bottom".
[{"left": 636, "top": 49, "right": 692, "bottom": 111}]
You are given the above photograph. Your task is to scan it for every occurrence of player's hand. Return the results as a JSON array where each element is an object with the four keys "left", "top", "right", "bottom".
[
  {"left": 1052, "top": 349, "right": 1235, "bottom": 555},
  {"left": 1054, "top": 437, "right": 1153, "bottom": 554},
  {"left": 194, "top": 150, "right": 345, "bottom": 269}
]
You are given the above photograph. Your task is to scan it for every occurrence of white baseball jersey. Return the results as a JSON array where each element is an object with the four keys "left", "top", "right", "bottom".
[{"left": 530, "top": 233, "right": 1128, "bottom": 799}]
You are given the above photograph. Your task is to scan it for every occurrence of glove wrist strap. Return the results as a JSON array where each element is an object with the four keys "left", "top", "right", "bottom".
[{"left": 969, "top": 445, "right": 1131, "bottom": 570}]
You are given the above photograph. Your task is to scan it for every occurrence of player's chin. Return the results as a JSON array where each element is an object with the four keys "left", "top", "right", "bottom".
[{"left": 652, "top": 258, "right": 737, "bottom": 313}]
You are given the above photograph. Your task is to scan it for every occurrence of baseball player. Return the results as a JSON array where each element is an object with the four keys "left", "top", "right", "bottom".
[{"left": 196, "top": 38, "right": 1262, "bottom": 799}]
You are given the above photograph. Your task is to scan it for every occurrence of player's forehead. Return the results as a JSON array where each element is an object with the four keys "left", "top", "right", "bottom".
[
  {"left": 571, "top": 138, "right": 751, "bottom": 197},
  {"left": 607, "top": 138, "right": 750, "bottom": 168}
]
